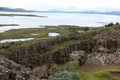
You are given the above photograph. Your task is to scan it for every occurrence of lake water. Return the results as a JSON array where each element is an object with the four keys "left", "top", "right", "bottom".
[
  {"left": 0, "top": 38, "right": 34, "bottom": 43},
  {"left": 0, "top": 12, "right": 120, "bottom": 32},
  {"left": 48, "top": 32, "right": 60, "bottom": 37}
]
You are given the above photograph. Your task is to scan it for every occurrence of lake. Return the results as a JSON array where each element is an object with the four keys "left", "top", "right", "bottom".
[{"left": 0, "top": 12, "right": 120, "bottom": 32}]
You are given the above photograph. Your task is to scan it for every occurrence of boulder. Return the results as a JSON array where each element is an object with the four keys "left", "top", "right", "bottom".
[
  {"left": 70, "top": 50, "right": 87, "bottom": 66},
  {"left": 32, "top": 66, "right": 49, "bottom": 79}
]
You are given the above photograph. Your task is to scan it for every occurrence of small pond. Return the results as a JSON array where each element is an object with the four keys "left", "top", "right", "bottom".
[
  {"left": 0, "top": 38, "right": 34, "bottom": 43},
  {"left": 48, "top": 32, "right": 60, "bottom": 37}
]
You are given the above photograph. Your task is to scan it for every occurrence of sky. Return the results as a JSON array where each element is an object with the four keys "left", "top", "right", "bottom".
[{"left": 0, "top": 0, "right": 120, "bottom": 11}]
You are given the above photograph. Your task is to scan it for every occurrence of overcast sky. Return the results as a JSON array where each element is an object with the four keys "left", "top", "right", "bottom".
[{"left": 0, "top": 0, "right": 120, "bottom": 11}]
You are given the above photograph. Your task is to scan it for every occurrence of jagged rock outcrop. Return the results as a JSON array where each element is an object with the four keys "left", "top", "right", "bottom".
[
  {"left": 85, "top": 47, "right": 120, "bottom": 65},
  {"left": 71, "top": 28, "right": 120, "bottom": 66},
  {"left": 84, "top": 28, "right": 120, "bottom": 65}
]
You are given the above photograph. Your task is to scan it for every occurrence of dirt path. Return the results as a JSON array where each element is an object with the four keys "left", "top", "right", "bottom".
[{"left": 110, "top": 71, "right": 120, "bottom": 78}]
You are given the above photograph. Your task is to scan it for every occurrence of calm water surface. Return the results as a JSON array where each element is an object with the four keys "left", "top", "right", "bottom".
[
  {"left": 0, "top": 38, "right": 34, "bottom": 43},
  {"left": 0, "top": 12, "right": 120, "bottom": 32}
]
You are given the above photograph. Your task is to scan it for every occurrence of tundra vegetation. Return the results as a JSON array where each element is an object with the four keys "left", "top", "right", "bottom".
[{"left": 0, "top": 24, "right": 120, "bottom": 80}]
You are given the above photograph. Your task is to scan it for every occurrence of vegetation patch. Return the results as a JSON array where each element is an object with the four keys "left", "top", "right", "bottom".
[
  {"left": 49, "top": 70, "right": 81, "bottom": 80},
  {"left": 80, "top": 65, "right": 120, "bottom": 80},
  {"left": 110, "top": 47, "right": 117, "bottom": 53}
]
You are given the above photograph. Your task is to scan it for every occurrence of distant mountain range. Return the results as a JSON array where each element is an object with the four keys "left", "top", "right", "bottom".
[
  {"left": 0, "top": 7, "right": 37, "bottom": 12},
  {"left": 0, "top": 7, "right": 120, "bottom": 15},
  {"left": 80, "top": 11, "right": 120, "bottom": 15}
]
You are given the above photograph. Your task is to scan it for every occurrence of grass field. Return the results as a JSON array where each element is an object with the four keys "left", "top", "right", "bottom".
[
  {"left": 0, "top": 26, "right": 71, "bottom": 40},
  {"left": 80, "top": 65, "right": 120, "bottom": 80}
]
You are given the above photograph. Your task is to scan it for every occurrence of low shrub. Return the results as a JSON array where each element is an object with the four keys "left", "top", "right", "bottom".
[
  {"left": 49, "top": 70, "right": 82, "bottom": 80},
  {"left": 110, "top": 47, "right": 117, "bottom": 53}
]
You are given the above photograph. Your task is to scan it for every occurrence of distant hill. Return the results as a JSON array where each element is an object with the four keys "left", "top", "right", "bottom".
[
  {"left": 39, "top": 10, "right": 120, "bottom": 15},
  {"left": 0, "top": 7, "right": 37, "bottom": 12}
]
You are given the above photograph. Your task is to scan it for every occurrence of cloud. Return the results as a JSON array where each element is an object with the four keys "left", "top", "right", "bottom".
[{"left": 0, "top": 0, "right": 120, "bottom": 11}]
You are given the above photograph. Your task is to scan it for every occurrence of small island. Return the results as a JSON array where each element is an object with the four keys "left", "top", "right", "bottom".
[
  {"left": 0, "top": 24, "right": 19, "bottom": 27},
  {"left": 0, "top": 13, "right": 47, "bottom": 17}
]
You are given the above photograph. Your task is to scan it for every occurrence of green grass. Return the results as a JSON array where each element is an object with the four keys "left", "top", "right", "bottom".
[
  {"left": 50, "top": 61, "right": 120, "bottom": 80},
  {"left": 79, "top": 65, "right": 120, "bottom": 80}
]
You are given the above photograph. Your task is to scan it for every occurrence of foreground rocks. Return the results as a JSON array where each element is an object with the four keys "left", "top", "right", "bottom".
[{"left": 0, "top": 55, "right": 51, "bottom": 80}]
